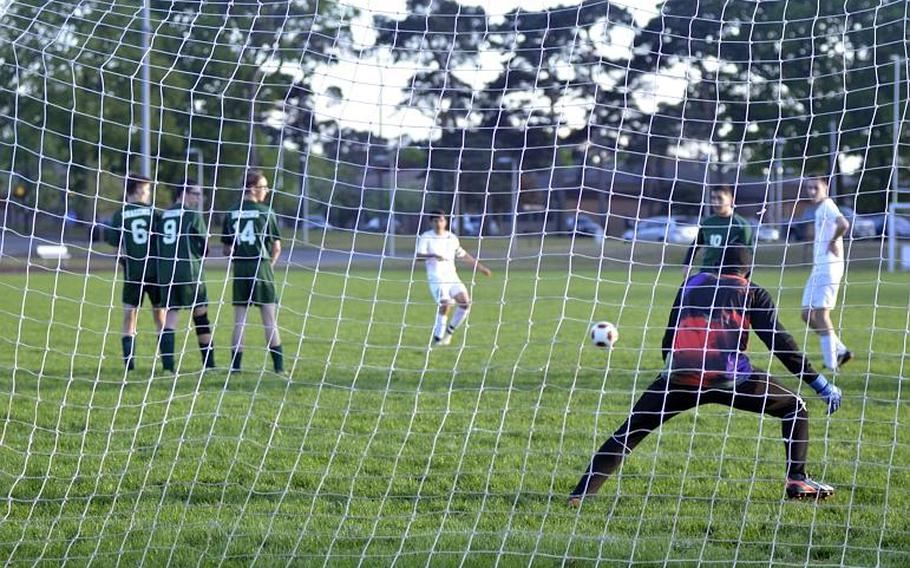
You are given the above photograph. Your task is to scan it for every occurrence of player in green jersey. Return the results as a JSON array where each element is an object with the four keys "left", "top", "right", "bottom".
[
  {"left": 156, "top": 180, "right": 216, "bottom": 372},
  {"left": 221, "top": 170, "right": 284, "bottom": 373},
  {"left": 104, "top": 174, "right": 165, "bottom": 371},
  {"left": 682, "top": 185, "right": 754, "bottom": 278}
]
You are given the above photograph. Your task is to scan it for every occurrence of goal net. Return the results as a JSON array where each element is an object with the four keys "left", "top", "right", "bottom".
[{"left": 0, "top": 0, "right": 908, "bottom": 565}]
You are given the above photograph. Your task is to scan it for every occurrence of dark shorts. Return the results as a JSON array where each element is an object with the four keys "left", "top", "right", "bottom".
[
  {"left": 162, "top": 283, "right": 209, "bottom": 309},
  {"left": 123, "top": 280, "right": 162, "bottom": 308},
  {"left": 232, "top": 261, "right": 276, "bottom": 306}
]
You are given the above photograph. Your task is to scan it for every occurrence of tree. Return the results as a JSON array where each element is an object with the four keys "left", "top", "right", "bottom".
[
  {"left": 625, "top": 0, "right": 909, "bottom": 210},
  {"left": 0, "top": 0, "right": 350, "bottom": 226}
]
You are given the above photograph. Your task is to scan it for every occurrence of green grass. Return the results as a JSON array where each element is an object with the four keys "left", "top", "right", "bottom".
[{"left": 0, "top": 260, "right": 908, "bottom": 566}]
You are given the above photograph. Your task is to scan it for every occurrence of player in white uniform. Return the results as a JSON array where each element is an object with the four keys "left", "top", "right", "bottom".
[
  {"left": 800, "top": 177, "right": 853, "bottom": 370},
  {"left": 416, "top": 211, "right": 492, "bottom": 347}
]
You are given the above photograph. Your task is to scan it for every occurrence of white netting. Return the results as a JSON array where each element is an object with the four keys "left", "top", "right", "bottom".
[{"left": 0, "top": 0, "right": 908, "bottom": 565}]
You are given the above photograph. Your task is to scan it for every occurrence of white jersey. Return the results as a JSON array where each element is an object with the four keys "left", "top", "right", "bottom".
[
  {"left": 813, "top": 198, "right": 844, "bottom": 269},
  {"left": 416, "top": 230, "right": 466, "bottom": 284}
]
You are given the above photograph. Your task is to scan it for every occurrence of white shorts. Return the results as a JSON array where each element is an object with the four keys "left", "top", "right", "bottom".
[
  {"left": 801, "top": 264, "right": 844, "bottom": 310},
  {"left": 429, "top": 281, "right": 468, "bottom": 304}
]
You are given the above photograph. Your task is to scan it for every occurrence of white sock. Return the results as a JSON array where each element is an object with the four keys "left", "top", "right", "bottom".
[
  {"left": 434, "top": 314, "right": 447, "bottom": 339},
  {"left": 447, "top": 307, "right": 469, "bottom": 334},
  {"left": 835, "top": 336, "right": 848, "bottom": 354},
  {"left": 820, "top": 334, "right": 837, "bottom": 369}
]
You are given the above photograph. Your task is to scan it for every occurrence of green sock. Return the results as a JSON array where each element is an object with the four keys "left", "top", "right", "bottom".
[
  {"left": 121, "top": 335, "right": 135, "bottom": 371},
  {"left": 269, "top": 345, "right": 284, "bottom": 373},
  {"left": 159, "top": 329, "right": 175, "bottom": 372}
]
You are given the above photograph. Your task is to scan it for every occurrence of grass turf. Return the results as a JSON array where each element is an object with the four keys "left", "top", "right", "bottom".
[{"left": 0, "top": 261, "right": 907, "bottom": 566}]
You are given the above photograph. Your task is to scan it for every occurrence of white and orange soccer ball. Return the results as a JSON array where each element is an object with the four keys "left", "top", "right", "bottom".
[{"left": 589, "top": 321, "right": 618, "bottom": 349}]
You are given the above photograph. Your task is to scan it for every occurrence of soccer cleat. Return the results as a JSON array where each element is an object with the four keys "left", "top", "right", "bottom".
[
  {"left": 836, "top": 350, "right": 853, "bottom": 369},
  {"left": 568, "top": 495, "right": 583, "bottom": 508},
  {"left": 785, "top": 475, "right": 835, "bottom": 500},
  {"left": 431, "top": 333, "right": 452, "bottom": 349}
]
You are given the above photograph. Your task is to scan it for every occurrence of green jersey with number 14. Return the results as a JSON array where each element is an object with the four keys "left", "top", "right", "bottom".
[
  {"left": 155, "top": 204, "right": 207, "bottom": 286},
  {"left": 221, "top": 200, "right": 280, "bottom": 261},
  {"left": 105, "top": 202, "right": 159, "bottom": 282}
]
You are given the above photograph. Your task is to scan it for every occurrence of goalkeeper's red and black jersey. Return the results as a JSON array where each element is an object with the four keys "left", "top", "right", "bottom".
[{"left": 662, "top": 272, "right": 820, "bottom": 388}]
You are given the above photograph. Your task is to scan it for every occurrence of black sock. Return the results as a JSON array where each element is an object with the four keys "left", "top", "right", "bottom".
[
  {"left": 231, "top": 350, "right": 243, "bottom": 371},
  {"left": 159, "top": 329, "right": 175, "bottom": 372},
  {"left": 200, "top": 342, "right": 216, "bottom": 368},
  {"left": 269, "top": 344, "right": 284, "bottom": 372},
  {"left": 122, "top": 335, "right": 135, "bottom": 371}
]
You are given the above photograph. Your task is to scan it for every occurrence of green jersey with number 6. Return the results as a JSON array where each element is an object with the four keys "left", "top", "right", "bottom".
[
  {"left": 105, "top": 202, "right": 159, "bottom": 283},
  {"left": 156, "top": 204, "right": 207, "bottom": 286}
]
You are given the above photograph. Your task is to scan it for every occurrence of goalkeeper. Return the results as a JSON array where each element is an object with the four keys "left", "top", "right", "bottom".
[{"left": 570, "top": 246, "right": 842, "bottom": 504}]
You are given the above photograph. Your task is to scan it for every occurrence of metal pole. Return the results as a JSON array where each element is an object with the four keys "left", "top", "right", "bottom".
[
  {"left": 300, "top": 152, "right": 309, "bottom": 245},
  {"left": 829, "top": 118, "right": 837, "bottom": 198},
  {"left": 141, "top": 0, "right": 151, "bottom": 176},
  {"left": 888, "top": 202, "right": 896, "bottom": 273},
  {"left": 774, "top": 139, "right": 783, "bottom": 223},
  {"left": 187, "top": 148, "right": 203, "bottom": 185},
  {"left": 510, "top": 157, "right": 518, "bottom": 236},
  {"left": 389, "top": 160, "right": 396, "bottom": 257},
  {"left": 889, "top": 59, "right": 901, "bottom": 272},
  {"left": 893, "top": 58, "right": 901, "bottom": 198}
]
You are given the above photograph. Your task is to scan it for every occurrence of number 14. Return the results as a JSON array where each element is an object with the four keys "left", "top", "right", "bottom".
[{"left": 234, "top": 220, "right": 256, "bottom": 245}]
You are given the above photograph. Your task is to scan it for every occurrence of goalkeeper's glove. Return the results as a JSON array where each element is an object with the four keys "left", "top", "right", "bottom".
[{"left": 809, "top": 375, "right": 842, "bottom": 415}]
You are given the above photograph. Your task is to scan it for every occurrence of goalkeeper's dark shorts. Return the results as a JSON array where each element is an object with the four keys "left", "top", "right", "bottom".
[
  {"left": 162, "top": 282, "right": 209, "bottom": 309},
  {"left": 122, "top": 279, "right": 163, "bottom": 308},
  {"left": 232, "top": 260, "right": 277, "bottom": 306}
]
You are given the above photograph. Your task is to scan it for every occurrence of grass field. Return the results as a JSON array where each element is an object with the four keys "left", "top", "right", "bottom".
[{"left": 0, "top": 260, "right": 908, "bottom": 566}]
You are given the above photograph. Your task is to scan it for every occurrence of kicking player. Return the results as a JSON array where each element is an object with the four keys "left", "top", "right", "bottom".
[
  {"left": 682, "top": 185, "right": 754, "bottom": 277},
  {"left": 221, "top": 169, "right": 284, "bottom": 373},
  {"left": 570, "top": 246, "right": 842, "bottom": 505},
  {"left": 156, "top": 180, "right": 216, "bottom": 372},
  {"left": 104, "top": 174, "right": 165, "bottom": 370},
  {"left": 415, "top": 210, "right": 491, "bottom": 347},
  {"left": 801, "top": 177, "right": 852, "bottom": 370}
]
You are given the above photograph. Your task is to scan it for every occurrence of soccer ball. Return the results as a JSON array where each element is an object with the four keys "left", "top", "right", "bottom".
[{"left": 590, "top": 321, "right": 618, "bottom": 349}]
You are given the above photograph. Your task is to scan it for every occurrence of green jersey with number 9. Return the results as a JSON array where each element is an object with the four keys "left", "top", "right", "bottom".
[
  {"left": 155, "top": 204, "right": 208, "bottom": 286},
  {"left": 104, "top": 202, "right": 159, "bottom": 283}
]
